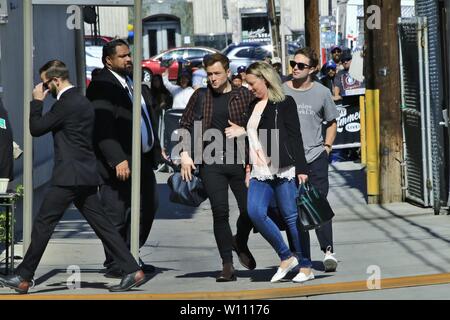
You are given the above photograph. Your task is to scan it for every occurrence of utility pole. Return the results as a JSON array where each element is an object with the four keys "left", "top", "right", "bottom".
[
  {"left": 222, "top": 0, "right": 229, "bottom": 47},
  {"left": 304, "top": 0, "right": 320, "bottom": 55},
  {"left": 268, "top": 0, "right": 281, "bottom": 58},
  {"left": 364, "top": 0, "right": 402, "bottom": 204}
]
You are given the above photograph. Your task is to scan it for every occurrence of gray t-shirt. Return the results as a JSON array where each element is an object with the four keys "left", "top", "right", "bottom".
[{"left": 283, "top": 82, "right": 339, "bottom": 163}]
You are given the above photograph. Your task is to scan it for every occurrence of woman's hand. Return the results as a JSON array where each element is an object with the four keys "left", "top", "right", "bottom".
[{"left": 225, "top": 121, "right": 246, "bottom": 139}]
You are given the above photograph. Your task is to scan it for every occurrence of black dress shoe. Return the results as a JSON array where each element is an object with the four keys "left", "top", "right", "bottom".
[
  {"left": 216, "top": 263, "right": 237, "bottom": 282},
  {"left": 232, "top": 235, "right": 256, "bottom": 270},
  {"left": 108, "top": 270, "right": 145, "bottom": 292},
  {"left": 0, "top": 274, "right": 31, "bottom": 294}
]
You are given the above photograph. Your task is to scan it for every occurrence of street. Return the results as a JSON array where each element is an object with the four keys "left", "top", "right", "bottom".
[{"left": 2, "top": 161, "right": 450, "bottom": 300}]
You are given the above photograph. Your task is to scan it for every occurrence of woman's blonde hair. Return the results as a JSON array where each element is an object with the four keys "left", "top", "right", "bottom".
[{"left": 246, "top": 61, "right": 286, "bottom": 103}]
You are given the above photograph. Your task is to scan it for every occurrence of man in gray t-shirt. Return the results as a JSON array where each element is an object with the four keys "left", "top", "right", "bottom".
[
  {"left": 283, "top": 47, "right": 339, "bottom": 274},
  {"left": 283, "top": 82, "right": 338, "bottom": 163}
]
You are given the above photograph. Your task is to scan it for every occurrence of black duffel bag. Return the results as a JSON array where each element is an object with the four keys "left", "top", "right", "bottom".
[{"left": 167, "top": 168, "right": 208, "bottom": 207}]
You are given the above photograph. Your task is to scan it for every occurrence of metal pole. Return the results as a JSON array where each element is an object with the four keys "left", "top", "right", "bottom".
[
  {"left": 335, "top": 5, "right": 340, "bottom": 45},
  {"left": 397, "top": 17, "right": 406, "bottom": 200},
  {"left": 23, "top": 0, "right": 33, "bottom": 253},
  {"left": 280, "top": 0, "right": 287, "bottom": 75},
  {"left": 423, "top": 18, "right": 434, "bottom": 207},
  {"left": 268, "top": 0, "right": 281, "bottom": 58},
  {"left": 225, "top": 18, "right": 228, "bottom": 47},
  {"left": 130, "top": 0, "right": 143, "bottom": 261},
  {"left": 75, "top": 6, "right": 86, "bottom": 95}
]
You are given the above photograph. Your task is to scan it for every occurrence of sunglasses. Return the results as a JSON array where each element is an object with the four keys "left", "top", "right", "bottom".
[
  {"left": 43, "top": 78, "right": 54, "bottom": 90},
  {"left": 290, "top": 61, "right": 311, "bottom": 70},
  {"left": 331, "top": 50, "right": 342, "bottom": 54}
]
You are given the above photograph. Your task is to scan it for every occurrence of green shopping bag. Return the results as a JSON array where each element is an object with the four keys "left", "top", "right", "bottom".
[{"left": 296, "top": 182, "right": 335, "bottom": 230}]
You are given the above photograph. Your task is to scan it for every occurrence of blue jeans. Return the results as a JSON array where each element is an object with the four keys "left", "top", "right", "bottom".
[{"left": 247, "top": 178, "right": 312, "bottom": 268}]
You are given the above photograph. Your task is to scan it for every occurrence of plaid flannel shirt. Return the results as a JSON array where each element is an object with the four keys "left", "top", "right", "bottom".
[{"left": 180, "top": 85, "right": 254, "bottom": 163}]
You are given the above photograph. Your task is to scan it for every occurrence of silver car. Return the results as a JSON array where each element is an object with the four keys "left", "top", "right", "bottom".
[{"left": 222, "top": 42, "right": 273, "bottom": 74}]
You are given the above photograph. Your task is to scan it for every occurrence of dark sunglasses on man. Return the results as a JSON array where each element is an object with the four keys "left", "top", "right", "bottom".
[
  {"left": 42, "top": 78, "right": 54, "bottom": 91},
  {"left": 290, "top": 61, "right": 311, "bottom": 71},
  {"left": 331, "top": 49, "right": 342, "bottom": 54}
]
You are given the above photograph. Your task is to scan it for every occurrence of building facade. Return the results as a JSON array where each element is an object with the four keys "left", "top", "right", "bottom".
[
  {"left": 139, "top": 0, "right": 332, "bottom": 57},
  {"left": 84, "top": 6, "right": 129, "bottom": 39}
]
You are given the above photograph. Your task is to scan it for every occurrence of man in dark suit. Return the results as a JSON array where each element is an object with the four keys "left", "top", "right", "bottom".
[
  {"left": 0, "top": 60, "right": 144, "bottom": 294},
  {"left": 86, "top": 40, "right": 161, "bottom": 277}
]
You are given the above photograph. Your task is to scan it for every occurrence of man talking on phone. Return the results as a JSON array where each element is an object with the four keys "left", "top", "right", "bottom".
[{"left": 0, "top": 60, "right": 144, "bottom": 294}]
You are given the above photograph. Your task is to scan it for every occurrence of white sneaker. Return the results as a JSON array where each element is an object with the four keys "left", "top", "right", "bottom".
[
  {"left": 323, "top": 246, "right": 338, "bottom": 272},
  {"left": 292, "top": 270, "right": 315, "bottom": 283},
  {"left": 270, "top": 256, "right": 299, "bottom": 283}
]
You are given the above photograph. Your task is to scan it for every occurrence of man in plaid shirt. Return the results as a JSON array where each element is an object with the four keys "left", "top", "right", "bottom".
[{"left": 179, "top": 53, "right": 256, "bottom": 282}]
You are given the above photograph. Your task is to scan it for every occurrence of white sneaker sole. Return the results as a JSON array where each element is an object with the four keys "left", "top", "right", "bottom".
[{"left": 323, "top": 258, "right": 337, "bottom": 272}]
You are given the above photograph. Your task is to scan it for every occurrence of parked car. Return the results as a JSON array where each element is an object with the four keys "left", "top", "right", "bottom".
[
  {"left": 141, "top": 47, "right": 219, "bottom": 83},
  {"left": 222, "top": 42, "right": 273, "bottom": 74},
  {"left": 85, "top": 46, "right": 104, "bottom": 86},
  {"left": 84, "top": 35, "right": 113, "bottom": 47}
]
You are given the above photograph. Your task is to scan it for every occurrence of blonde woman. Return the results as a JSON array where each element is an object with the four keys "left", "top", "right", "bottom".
[{"left": 226, "top": 62, "right": 314, "bottom": 283}]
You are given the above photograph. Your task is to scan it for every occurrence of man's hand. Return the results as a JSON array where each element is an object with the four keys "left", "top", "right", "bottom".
[
  {"left": 116, "top": 160, "right": 131, "bottom": 181},
  {"left": 162, "top": 148, "right": 170, "bottom": 161},
  {"left": 33, "top": 83, "right": 49, "bottom": 101},
  {"left": 298, "top": 174, "right": 308, "bottom": 184},
  {"left": 324, "top": 144, "right": 332, "bottom": 155},
  {"left": 225, "top": 121, "right": 246, "bottom": 139},
  {"left": 180, "top": 151, "right": 196, "bottom": 181}
]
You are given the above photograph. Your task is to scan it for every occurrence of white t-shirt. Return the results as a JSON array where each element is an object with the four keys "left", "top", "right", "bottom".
[{"left": 163, "top": 74, "right": 195, "bottom": 110}]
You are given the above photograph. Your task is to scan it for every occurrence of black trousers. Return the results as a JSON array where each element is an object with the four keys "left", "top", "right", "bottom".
[
  {"left": 200, "top": 164, "right": 254, "bottom": 264},
  {"left": 100, "top": 158, "right": 158, "bottom": 269},
  {"left": 15, "top": 186, "right": 140, "bottom": 281},
  {"left": 288, "top": 151, "right": 334, "bottom": 259}
]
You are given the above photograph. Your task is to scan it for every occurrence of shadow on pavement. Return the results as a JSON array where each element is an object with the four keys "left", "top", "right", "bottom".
[
  {"left": 175, "top": 268, "right": 334, "bottom": 283},
  {"left": 330, "top": 164, "right": 450, "bottom": 274}
]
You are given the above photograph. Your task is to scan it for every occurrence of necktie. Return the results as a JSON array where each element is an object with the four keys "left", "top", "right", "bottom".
[{"left": 125, "top": 78, "right": 154, "bottom": 152}]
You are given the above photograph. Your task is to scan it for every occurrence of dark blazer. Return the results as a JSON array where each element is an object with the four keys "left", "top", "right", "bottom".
[
  {"left": 29, "top": 87, "right": 100, "bottom": 186},
  {"left": 248, "top": 95, "right": 308, "bottom": 175},
  {"left": 0, "top": 99, "right": 13, "bottom": 181},
  {"left": 86, "top": 68, "right": 162, "bottom": 181}
]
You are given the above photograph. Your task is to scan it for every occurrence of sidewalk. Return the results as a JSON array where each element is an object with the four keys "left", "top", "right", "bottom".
[{"left": 1, "top": 162, "right": 450, "bottom": 299}]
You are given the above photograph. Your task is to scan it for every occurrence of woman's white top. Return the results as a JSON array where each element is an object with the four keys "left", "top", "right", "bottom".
[
  {"left": 163, "top": 74, "right": 195, "bottom": 110},
  {"left": 246, "top": 101, "right": 296, "bottom": 181}
]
